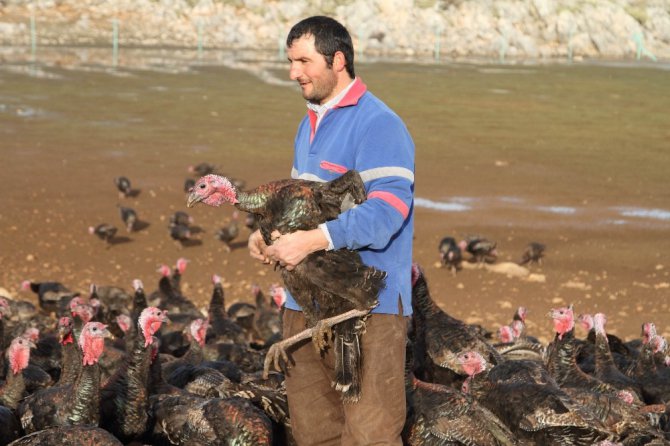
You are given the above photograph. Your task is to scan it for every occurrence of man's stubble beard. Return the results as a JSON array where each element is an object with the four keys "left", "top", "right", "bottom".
[{"left": 304, "top": 70, "right": 338, "bottom": 105}]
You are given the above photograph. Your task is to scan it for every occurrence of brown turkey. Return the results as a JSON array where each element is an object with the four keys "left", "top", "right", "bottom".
[
  {"left": 99, "top": 306, "right": 169, "bottom": 443},
  {"left": 252, "top": 284, "right": 283, "bottom": 346},
  {"left": 0, "top": 336, "right": 36, "bottom": 410},
  {"left": 457, "top": 350, "right": 612, "bottom": 445},
  {"left": 20, "top": 280, "right": 78, "bottom": 316},
  {"left": 54, "top": 316, "right": 81, "bottom": 387},
  {"left": 459, "top": 235, "right": 498, "bottom": 265},
  {"left": 206, "top": 274, "right": 247, "bottom": 345},
  {"left": 403, "top": 372, "right": 518, "bottom": 445},
  {"left": 18, "top": 322, "right": 112, "bottom": 433},
  {"left": 148, "top": 260, "right": 202, "bottom": 321},
  {"left": 591, "top": 313, "right": 644, "bottom": 401},
  {"left": 147, "top": 393, "right": 273, "bottom": 445},
  {"left": 437, "top": 236, "right": 462, "bottom": 275},
  {"left": 544, "top": 306, "right": 666, "bottom": 442},
  {"left": 187, "top": 170, "right": 386, "bottom": 403},
  {"left": 546, "top": 306, "right": 623, "bottom": 396},
  {"left": 518, "top": 242, "right": 545, "bottom": 266},
  {"left": 0, "top": 405, "right": 21, "bottom": 445},
  {"left": 88, "top": 224, "right": 118, "bottom": 244},
  {"left": 0, "top": 297, "right": 10, "bottom": 347},
  {"left": 626, "top": 334, "right": 670, "bottom": 405},
  {"left": 118, "top": 205, "right": 138, "bottom": 233},
  {"left": 114, "top": 175, "right": 132, "bottom": 199},
  {"left": 215, "top": 210, "right": 240, "bottom": 252},
  {"left": 8, "top": 425, "right": 123, "bottom": 445},
  {"left": 409, "top": 263, "right": 503, "bottom": 386}
]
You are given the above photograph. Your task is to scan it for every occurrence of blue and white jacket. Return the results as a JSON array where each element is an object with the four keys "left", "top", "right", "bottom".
[{"left": 286, "top": 78, "right": 415, "bottom": 316}]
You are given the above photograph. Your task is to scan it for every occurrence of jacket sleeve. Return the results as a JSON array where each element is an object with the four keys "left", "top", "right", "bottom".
[{"left": 325, "top": 112, "right": 415, "bottom": 251}]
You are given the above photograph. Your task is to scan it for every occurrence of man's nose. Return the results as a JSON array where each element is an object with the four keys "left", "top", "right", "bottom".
[{"left": 289, "top": 63, "right": 301, "bottom": 80}]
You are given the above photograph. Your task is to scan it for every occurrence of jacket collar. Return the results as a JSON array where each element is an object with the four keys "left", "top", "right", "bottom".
[{"left": 333, "top": 77, "right": 366, "bottom": 108}]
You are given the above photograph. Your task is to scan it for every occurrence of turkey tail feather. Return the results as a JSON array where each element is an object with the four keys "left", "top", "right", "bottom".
[{"left": 333, "top": 318, "right": 364, "bottom": 404}]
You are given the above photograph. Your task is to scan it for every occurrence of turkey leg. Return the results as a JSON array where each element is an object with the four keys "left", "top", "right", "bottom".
[{"left": 263, "top": 308, "right": 372, "bottom": 378}]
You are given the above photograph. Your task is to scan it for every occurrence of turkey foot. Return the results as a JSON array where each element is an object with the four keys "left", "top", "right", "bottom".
[
  {"left": 263, "top": 308, "right": 372, "bottom": 378},
  {"left": 311, "top": 319, "right": 332, "bottom": 354}
]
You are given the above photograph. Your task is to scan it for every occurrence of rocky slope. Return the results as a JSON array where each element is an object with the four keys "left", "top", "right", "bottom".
[{"left": 1, "top": 0, "right": 668, "bottom": 61}]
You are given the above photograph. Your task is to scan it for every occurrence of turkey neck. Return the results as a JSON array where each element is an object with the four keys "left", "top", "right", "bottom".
[
  {"left": 158, "top": 275, "right": 178, "bottom": 299},
  {"left": 116, "top": 335, "right": 153, "bottom": 438},
  {"left": 546, "top": 330, "right": 611, "bottom": 392},
  {"left": 627, "top": 342, "right": 657, "bottom": 378},
  {"left": 233, "top": 189, "right": 271, "bottom": 215},
  {"left": 546, "top": 329, "right": 578, "bottom": 383},
  {"left": 593, "top": 329, "right": 619, "bottom": 376},
  {"left": 131, "top": 289, "right": 148, "bottom": 323},
  {"left": 66, "top": 361, "right": 101, "bottom": 425},
  {"left": 411, "top": 276, "right": 442, "bottom": 317},
  {"left": 208, "top": 283, "right": 227, "bottom": 326},
  {"left": 183, "top": 337, "right": 204, "bottom": 365},
  {"left": 464, "top": 369, "right": 492, "bottom": 399},
  {"left": 0, "top": 368, "right": 26, "bottom": 410},
  {"left": 57, "top": 339, "right": 82, "bottom": 387},
  {"left": 170, "top": 269, "right": 182, "bottom": 294}
]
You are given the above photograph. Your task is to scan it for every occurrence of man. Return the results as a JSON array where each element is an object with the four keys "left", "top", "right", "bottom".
[{"left": 248, "top": 16, "right": 414, "bottom": 445}]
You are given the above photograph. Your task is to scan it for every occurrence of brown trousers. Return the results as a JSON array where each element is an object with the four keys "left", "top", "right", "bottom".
[{"left": 282, "top": 308, "right": 408, "bottom": 446}]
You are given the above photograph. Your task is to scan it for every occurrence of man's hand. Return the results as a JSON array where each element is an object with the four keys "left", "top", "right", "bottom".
[
  {"left": 248, "top": 229, "right": 271, "bottom": 263},
  {"left": 265, "top": 229, "right": 329, "bottom": 271}
]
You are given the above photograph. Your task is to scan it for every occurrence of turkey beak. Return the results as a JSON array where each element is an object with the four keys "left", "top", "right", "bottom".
[{"left": 186, "top": 191, "right": 202, "bottom": 208}]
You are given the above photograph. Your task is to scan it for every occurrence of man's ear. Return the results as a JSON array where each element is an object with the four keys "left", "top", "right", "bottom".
[{"left": 333, "top": 51, "right": 346, "bottom": 73}]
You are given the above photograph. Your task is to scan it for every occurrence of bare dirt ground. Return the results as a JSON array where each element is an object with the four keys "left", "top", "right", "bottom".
[{"left": 1, "top": 49, "right": 668, "bottom": 344}]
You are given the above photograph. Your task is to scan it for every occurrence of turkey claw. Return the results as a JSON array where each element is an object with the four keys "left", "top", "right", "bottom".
[
  {"left": 311, "top": 320, "right": 332, "bottom": 353},
  {"left": 263, "top": 343, "right": 291, "bottom": 378}
]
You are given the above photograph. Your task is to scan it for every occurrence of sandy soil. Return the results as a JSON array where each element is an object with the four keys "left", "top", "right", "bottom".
[{"left": 1, "top": 50, "right": 668, "bottom": 344}]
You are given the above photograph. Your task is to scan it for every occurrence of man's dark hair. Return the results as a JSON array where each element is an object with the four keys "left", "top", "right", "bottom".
[{"left": 287, "top": 16, "right": 355, "bottom": 79}]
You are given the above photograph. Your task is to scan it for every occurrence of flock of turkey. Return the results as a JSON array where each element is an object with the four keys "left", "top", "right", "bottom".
[
  {"left": 88, "top": 163, "right": 250, "bottom": 251},
  {"left": 1, "top": 165, "right": 669, "bottom": 445}
]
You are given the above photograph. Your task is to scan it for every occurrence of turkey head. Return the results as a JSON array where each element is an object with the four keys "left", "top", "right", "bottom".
[
  {"left": 187, "top": 174, "right": 239, "bottom": 207},
  {"left": 78, "top": 322, "right": 112, "bottom": 366},
  {"left": 58, "top": 317, "right": 75, "bottom": 345},
  {"left": 456, "top": 351, "right": 488, "bottom": 378},
  {"left": 549, "top": 305, "right": 574, "bottom": 340},
  {"left": 8, "top": 336, "right": 35, "bottom": 375},
  {"left": 138, "top": 307, "right": 169, "bottom": 347},
  {"left": 0, "top": 297, "right": 11, "bottom": 318},
  {"left": 188, "top": 318, "right": 209, "bottom": 347}
]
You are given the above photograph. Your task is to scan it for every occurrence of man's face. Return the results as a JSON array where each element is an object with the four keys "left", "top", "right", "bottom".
[{"left": 287, "top": 34, "right": 338, "bottom": 105}]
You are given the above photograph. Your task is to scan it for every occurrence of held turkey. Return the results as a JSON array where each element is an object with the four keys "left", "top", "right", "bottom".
[{"left": 187, "top": 170, "right": 386, "bottom": 403}]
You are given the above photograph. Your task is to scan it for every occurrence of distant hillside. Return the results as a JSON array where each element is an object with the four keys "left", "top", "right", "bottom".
[{"left": 1, "top": 0, "right": 668, "bottom": 61}]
